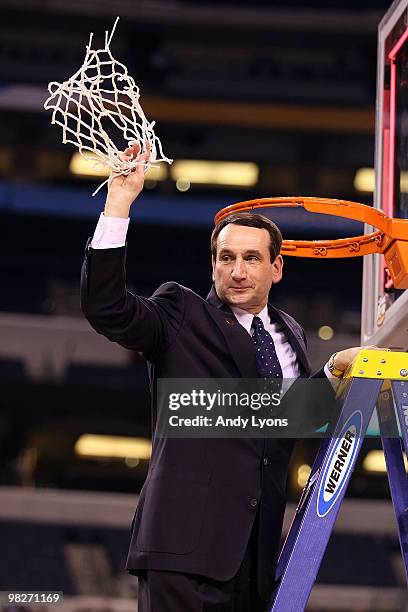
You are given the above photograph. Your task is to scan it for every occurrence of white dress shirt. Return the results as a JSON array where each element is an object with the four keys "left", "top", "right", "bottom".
[
  {"left": 230, "top": 305, "right": 301, "bottom": 379},
  {"left": 91, "top": 212, "right": 129, "bottom": 249},
  {"left": 91, "top": 213, "right": 334, "bottom": 379}
]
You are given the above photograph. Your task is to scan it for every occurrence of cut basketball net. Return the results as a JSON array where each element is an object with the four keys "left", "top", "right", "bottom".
[{"left": 44, "top": 17, "right": 172, "bottom": 196}]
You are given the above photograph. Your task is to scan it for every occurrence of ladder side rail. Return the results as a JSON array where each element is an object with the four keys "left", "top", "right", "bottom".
[
  {"left": 392, "top": 379, "right": 408, "bottom": 456},
  {"left": 269, "top": 378, "right": 383, "bottom": 612},
  {"left": 378, "top": 381, "right": 408, "bottom": 581},
  {"left": 275, "top": 437, "right": 331, "bottom": 579}
]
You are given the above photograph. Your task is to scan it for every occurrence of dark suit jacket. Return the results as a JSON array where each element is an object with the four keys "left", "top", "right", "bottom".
[{"left": 80, "top": 240, "right": 330, "bottom": 594}]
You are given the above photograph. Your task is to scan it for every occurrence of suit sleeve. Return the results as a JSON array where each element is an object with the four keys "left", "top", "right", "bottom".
[
  {"left": 277, "top": 374, "right": 338, "bottom": 437},
  {"left": 286, "top": 325, "right": 338, "bottom": 434},
  {"left": 80, "top": 239, "right": 186, "bottom": 361}
]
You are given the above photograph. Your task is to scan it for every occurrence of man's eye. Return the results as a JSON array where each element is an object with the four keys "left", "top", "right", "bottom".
[
  {"left": 246, "top": 256, "right": 258, "bottom": 262},
  {"left": 221, "top": 255, "right": 231, "bottom": 262}
]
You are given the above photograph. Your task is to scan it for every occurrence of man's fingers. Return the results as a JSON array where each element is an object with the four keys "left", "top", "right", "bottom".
[
  {"left": 131, "top": 147, "right": 151, "bottom": 175},
  {"left": 122, "top": 142, "right": 141, "bottom": 161},
  {"left": 115, "top": 143, "right": 150, "bottom": 186},
  {"left": 130, "top": 142, "right": 141, "bottom": 156},
  {"left": 120, "top": 149, "right": 134, "bottom": 163},
  {"left": 366, "top": 345, "right": 390, "bottom": 351},
  {"left": 121, "top": 143, "right": 150, "bottom": 162},
  {"left": 139, "top": 151, "right": 151, "bottom": 165},
  {"left": 123, "top": 148, "right": 134, "bottom": 159}
]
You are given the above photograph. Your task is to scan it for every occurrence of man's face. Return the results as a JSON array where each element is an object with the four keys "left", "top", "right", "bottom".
[{"left": 212, "top": 224, "right": 283, "bottom": 314}]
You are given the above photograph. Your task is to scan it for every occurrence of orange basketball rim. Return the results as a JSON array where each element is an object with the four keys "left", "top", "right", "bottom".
[{"left": 214, "top": 197, "right": 408, "bottom": 289}]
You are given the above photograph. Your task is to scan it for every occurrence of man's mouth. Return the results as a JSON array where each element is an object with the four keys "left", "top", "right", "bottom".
[{"left": 229, "top": 286, "right": 252, "bottom": 292}]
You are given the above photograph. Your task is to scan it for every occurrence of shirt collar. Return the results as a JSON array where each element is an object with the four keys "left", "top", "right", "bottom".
[{"left": 230, "top": 304, "right": 269, "bottom": 334}]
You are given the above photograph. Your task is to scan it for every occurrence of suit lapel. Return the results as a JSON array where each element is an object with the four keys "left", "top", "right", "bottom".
[
  {"left": 205, "top": 285, "right": 310, "bottom": 377},
  {"left": 268, "top": 304, "right": 310, "bottom": 375},
  {"left": 206, "top": 286, "right": 258, "bottom": 378}
]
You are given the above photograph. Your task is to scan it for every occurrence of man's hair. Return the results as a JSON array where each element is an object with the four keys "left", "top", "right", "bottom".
[{"left": 211, "top": 212, "right": 282, "bottom": 262}]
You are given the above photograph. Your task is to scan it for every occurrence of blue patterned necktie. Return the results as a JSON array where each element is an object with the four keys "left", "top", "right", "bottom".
[{"left": 251, "top": 316, "right": 283, "bottom": 379}]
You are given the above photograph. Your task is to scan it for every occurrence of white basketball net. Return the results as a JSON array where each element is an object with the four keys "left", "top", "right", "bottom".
[{"left": 44, "top": 17, "right": 172, "bottom": 196}]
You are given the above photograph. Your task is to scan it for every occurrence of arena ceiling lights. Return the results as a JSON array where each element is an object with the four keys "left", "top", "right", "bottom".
[
  {"left": 74, "top": 434, "right": 152, "bottom": 460},
  {"left": 354, "top": 166, "right": 408, "bottom": 193},
  {"left": 171, "top": 160, "right": 259, "bottom": 187},
  {"left": 363, "top": 449, "right": 408, "bottom": 473},
  {"left": 70, "top": 153, "right": 259, "bottom": 188},
  {"left": 69, "top": 152, "right": 168, "bottom": 182}
]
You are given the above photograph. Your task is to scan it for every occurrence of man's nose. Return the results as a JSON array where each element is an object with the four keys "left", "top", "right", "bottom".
[{"left": 231, "top": 258, "right": 247, "bottom": 279}]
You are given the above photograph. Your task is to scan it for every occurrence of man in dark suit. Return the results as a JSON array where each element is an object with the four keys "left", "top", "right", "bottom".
[{"left": 81, "top": 144, "right": 362, "bottom": 611}]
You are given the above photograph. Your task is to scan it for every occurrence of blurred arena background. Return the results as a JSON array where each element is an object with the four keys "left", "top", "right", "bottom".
[{"left": 0, "top": 0, "right": 407, "bottom": 610}]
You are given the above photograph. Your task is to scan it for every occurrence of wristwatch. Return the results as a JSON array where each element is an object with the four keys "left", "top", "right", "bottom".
[{"left": 327, "top": 352, "right": 346, "bottom": 378}]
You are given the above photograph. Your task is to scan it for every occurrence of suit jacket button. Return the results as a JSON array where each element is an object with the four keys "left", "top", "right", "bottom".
[
  {"left": 249, "top": 498, "right": 258, "bottom": 508},
  {"left": 263, "top": 457, "right": 268, "bottom": 466}
]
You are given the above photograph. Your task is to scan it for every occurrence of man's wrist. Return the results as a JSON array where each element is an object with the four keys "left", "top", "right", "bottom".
[
  {"left": 327, "top": 352, "right": 346, "bottom": 378},
  {"left": 104, "top": 198, "right": 132, "bottom": 219}
]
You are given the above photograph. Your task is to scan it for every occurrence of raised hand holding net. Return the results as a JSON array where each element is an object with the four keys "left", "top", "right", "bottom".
[{"left": 44, "top": 17, "right": 172, "bottom": 196}]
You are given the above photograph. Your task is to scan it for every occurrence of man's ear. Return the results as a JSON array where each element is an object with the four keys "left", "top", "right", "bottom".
[
  {"left": 271, "top": 254, "right": 283, "bottom": 284},
  {"left": 211, "top": 256, "right": 216, "bottom": 282}
]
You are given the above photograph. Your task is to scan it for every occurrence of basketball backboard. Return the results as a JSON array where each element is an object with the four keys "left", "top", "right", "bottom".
[{"left": 362, "top": 0, "right": 408, "bottom": 349}]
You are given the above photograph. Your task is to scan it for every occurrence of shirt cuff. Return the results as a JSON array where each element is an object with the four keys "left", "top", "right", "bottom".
[{"left": 91, "top": 212, "right": 130, "bottom": 249}]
